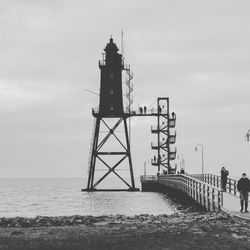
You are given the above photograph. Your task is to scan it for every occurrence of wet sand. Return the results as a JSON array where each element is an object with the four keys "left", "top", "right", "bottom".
[{"left": 0, "top": 209, "right": 250, "bottom": 250}]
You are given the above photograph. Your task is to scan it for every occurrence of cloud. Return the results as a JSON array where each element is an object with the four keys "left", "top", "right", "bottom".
[{"left": 0, "top": 0, "right": 250, "bottom": 178}]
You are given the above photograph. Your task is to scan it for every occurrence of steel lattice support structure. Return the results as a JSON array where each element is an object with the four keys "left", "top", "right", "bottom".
[{"left": 85, "top": 116, "right": 136, "bottom": 191}]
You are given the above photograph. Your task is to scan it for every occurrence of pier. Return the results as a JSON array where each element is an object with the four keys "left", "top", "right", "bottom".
[{"left": 141, "top": 173, "right": 250, "bottom": 220}]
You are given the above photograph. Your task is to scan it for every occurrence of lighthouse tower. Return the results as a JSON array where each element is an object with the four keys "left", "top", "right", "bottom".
[
  {"left": 99, "top": 38, "right": 123, "bottom": 116},
  {"left": 84, "top": 38, "right": 138, "bottom": 191}
]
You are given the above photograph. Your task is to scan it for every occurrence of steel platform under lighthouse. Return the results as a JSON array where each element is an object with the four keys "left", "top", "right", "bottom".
[{"left": 82, "top": 38, "right": 139, "bottom": 192}]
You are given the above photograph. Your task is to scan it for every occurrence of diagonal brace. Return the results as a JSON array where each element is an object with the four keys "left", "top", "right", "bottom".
[
  {"left": 93, "top": 155, "right": 128, "bottom": 188},
  {"left": 97, "top": 118, "right": 123, "bottom": 151}
]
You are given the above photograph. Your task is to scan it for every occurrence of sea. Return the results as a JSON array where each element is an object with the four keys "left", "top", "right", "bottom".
[{"left": 0, "top": 178, "right": 177, "bottom": 218}]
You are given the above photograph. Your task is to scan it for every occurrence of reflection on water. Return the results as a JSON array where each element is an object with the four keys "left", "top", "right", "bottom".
[{"left": 0, "top": 178, "right": 177, "bottom": 218}]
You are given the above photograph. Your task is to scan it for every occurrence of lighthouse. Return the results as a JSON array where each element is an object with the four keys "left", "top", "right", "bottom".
[{"left": 84, "top": 38, "right": 137, "bottom": 191}]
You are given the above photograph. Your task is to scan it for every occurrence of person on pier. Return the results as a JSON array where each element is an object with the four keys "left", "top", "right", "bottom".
[
  {"left": 153, "top": 155, "right": 157, "bottom": 162},
  {"left": 220, "top": 167, "right": 229, "bottom": 191},
  {"left": 158, "top": 105, "right": 162, "bottom": 113},
  {"left": 237, "top": 173, "right": 250, "bottom": 213},
  {"left": 180, "top": 168, "right": 185, "bottom": 174}
]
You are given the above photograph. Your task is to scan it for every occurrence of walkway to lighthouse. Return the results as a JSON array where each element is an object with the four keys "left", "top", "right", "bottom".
[{"left": 141, "top": 173, "right": 250, "bottom": 220}]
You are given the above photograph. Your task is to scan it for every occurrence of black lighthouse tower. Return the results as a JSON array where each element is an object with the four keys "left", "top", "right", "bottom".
[
  {"left": 99, "top": 38, "right": 123, "bottom": 116},
  {"left": 84, "top": 38, "right": 138, "bottom": 191}
]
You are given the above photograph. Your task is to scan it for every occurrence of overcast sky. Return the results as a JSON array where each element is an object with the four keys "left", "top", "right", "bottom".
[{"left": 0, "top": 0, "right": 250, "bottom": 183}]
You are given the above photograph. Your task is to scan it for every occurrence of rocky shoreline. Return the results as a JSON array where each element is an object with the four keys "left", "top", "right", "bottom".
[
  {"left": 0, "top": 212, "right": 235, "bottom": 229},
  {"left": 0, "top": 209, "right": 250, "bottom": 250}
]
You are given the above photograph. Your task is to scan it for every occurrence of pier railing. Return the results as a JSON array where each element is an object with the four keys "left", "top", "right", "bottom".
[
  {"left": 140, "top": 175, "right": 158, "bottom": 183},
  {"left": 189, "top": 174, "right": 238, "bottom": 196},
  {"left": 158, "top": 174, "right": 223, "bottom": 211}
]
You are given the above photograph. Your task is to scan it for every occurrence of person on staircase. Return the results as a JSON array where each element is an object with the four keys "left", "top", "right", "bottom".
[{"left": 237, "top": 173, "right": 250, "bottom": 213}]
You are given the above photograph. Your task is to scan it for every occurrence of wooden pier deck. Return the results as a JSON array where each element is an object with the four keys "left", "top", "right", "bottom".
[{"left": 223, "top": 192, "right": 250, "bottom": 219}]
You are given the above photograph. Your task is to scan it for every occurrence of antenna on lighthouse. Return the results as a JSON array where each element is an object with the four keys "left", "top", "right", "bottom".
[{"left": 121, "top": 30, "right": 124, "bottom": 57}]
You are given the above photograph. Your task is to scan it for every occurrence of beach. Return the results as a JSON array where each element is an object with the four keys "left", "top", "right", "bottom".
[{"left": 0, "top": 209, "right": 250, "bottom": 250}]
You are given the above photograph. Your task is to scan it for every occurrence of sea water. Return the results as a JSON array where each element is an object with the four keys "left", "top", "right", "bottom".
[{"left": 0, "top": 178, "right": 177, "bottom": 218}]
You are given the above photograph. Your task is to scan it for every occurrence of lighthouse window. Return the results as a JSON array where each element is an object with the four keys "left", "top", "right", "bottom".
[
  {"left": 109, "top": 70, "right": 114, "bottom": 78},
  {"left": 109, "top": 103, "right": 114, "bottom": 111},
  {"left": 109, "top": 87, "right": 114, "bottom": 95}
]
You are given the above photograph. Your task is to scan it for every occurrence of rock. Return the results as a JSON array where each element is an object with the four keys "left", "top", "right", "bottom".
[
  {"left": 93, "top": 222, "right": 109, "bottom": 226},
  {"left": 109, "top": 220, "right": 121, "bottom": 225},
  {"left": 10, "top": 230, "right": 24, "bottom": 236}
]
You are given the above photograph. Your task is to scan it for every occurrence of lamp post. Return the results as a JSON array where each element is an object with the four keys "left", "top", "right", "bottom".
[
  {"left": 144, "top": 160, "right": 150, "bottom": 177},
  {"left": 177, "top": 154, "right": 185, "bottom": 171},
  {"left": 195, "top": 144, "right": 204, "bottom": 175}
]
